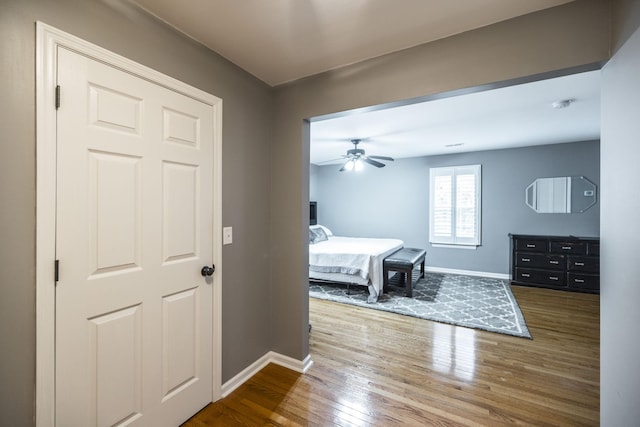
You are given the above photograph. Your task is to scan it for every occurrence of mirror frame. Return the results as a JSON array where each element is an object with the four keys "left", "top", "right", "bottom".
[{"left": 525, "top": 176, "right": 597, "bottom": 213}]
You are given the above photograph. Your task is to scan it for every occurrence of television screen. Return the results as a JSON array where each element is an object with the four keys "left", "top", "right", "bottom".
[{"left": 310, "top": 201, "right": 317, "bottom": 225}]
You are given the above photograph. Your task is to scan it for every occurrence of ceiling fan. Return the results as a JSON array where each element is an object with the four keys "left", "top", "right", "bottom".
[{"left": 339, "top": 139, "right": 394, "bottom": 172}]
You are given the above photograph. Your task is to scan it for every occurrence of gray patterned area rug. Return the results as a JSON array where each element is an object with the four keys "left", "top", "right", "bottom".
[{"left": 309, "top": 272, "right": 531, "bottom": 339}]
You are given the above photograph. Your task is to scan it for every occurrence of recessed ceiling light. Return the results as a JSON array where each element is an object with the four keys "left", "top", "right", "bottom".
[{"left": 552, "top": 99, "right": 575, "bottom": 109}]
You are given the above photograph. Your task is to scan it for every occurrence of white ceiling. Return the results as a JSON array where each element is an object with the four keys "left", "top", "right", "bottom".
[
  {"left": 128, "top": 0, "right": 598, "bottom": 165},
  {"left": 130, "top": 0, "right": 574, "bottom": 86},
  {"left": 310, "top": 70, "right": 601, "bottom": 166}
]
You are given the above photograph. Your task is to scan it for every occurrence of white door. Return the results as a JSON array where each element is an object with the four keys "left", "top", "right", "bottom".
[{"left": 55, "top": 47, "right": 215, "bottom": 427}]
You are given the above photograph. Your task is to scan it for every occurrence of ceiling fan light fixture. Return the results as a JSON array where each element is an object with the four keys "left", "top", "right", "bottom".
[
  {"left": 343, "top": 159, "right": 355, "bottom": 171},
  {"left": 338, "top": 139, "right": 394, "bottom": 172},
  {"left": 552, "top": 98, "right": 575, "bottom": 109}
]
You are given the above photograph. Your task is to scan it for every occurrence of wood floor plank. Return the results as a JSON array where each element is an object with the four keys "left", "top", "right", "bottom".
[{"left": 183, "top": 285, "right": 599, "bottom": 426}]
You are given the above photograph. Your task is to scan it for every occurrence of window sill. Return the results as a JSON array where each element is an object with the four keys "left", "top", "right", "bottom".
[{"left": 430, "top": 243, "right": 479, "bottom": 250}]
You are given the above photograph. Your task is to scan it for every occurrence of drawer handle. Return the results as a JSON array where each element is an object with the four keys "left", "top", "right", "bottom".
[
  {"left": 575, "top": 279, "right": 585, "bottom": 283},
  {"left": 574, "top": 262, "right": 585, "bottom": 266},
  {"left": 521, "top": 273, "right": 530, "bottom": 278},
  {"left": 549, "top": 276, "right": 559, "bottom": 281},
  {"left": 562, "top": 246, "right": 572, "bottom": 250},
  {"left": 521, "top": 258, "right": 531, "bottom": 262},
  {"left": 549, "top": 260, "right": 559, "bottom": 265},
  {"left": 526, "top": 244, "right": 536, "bottom": 248}
]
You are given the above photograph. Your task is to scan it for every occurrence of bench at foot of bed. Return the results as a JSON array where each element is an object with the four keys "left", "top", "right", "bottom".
[{"left": 383, "top": 248, "right": 426, "bottom": 298}]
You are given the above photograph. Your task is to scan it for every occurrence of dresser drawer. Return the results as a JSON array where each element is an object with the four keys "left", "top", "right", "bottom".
[
  {"left": 515, "top": 268, "right": 566, "bottom": 287},
  {"left": 567, "top": 272, "right": 599, "bottom": 291},
  {"left": 550, "top": 241, "right": 587, "bottom": 255},
  {"left": 511, "top": 235, "right": 599, "bottom": 294},
  {"left": 515, "top": 238, "right": 547, "bottom": 253},
  {"left": 515, "top": 253, "right": 565, "bottom": 270},
  {"left": 568, "top": 256, "right": 599, "bottom": 273}
]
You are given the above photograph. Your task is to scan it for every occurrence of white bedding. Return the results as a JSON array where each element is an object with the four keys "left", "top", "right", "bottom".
[{"left": 309, "top": 236, "right": 404, "bottom": 302}]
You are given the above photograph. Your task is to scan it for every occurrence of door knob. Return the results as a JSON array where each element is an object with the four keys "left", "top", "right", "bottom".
[{"left": 201, "top": 265, "right": 215, "bottom": 277}]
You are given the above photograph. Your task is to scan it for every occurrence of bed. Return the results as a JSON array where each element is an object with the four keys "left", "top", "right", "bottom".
[{"left": 309, "top": 225, "right": 404, "bottom": 302}]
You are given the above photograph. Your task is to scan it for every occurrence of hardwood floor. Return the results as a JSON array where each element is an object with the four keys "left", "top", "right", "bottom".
[{"left": 183, "top": 285, "right": 599, "bottom": 426}]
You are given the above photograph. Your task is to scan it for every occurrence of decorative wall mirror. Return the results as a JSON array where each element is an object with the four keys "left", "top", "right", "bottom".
[{"left": 525, "top": 176, "right": 597, "bottom": 213}]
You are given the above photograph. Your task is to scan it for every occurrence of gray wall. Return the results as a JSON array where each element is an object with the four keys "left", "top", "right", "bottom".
[
  {"left": 313, "top": 156, "right": 431, "bottom": 243},
  {"left": 272, "top": 0, "right": 611, "bottom": 363},
  {"left": 0, "top": 1, "right": 273, "bottom": 425},
  {"left": 601, "top": 1, "right": 640, "bottom": 424},
  {"left": 309, "top": 163, "right": 320, "bottom": 202},
  {"left": 0, "top": 0, "right": 619, "bottom": 425},
  {"left": 311, "top": 140, "right": 600, "bottom": 275}
]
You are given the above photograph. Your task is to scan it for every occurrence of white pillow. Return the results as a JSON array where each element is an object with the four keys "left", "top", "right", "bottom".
[
  {"left": 310, "top": 224, "right": 333, "bottom": 237},
  {"left": 309, "top": 227, "right": 328, "bottom": 244}
]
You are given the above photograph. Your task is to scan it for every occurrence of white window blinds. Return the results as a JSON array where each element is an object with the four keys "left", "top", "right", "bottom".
[{"left": 429, "top": 165, "right": 481, "bottom": 246}]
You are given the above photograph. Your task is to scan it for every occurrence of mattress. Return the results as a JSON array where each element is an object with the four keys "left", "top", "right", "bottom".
[{"left": 309, "top": 236, "right": 404, "bottom": 302}]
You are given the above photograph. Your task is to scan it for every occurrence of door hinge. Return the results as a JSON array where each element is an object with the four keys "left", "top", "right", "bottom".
[
  {"left": 55, "top": 85, "right": 60, "bottom": 110},
  {"left": 55, "top": 259, "right": 59, "bottom": 283}
]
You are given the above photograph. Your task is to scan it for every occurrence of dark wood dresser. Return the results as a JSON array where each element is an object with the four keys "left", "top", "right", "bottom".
[{"left": 510, "top": 234, "right": 600, "bottom": 294}]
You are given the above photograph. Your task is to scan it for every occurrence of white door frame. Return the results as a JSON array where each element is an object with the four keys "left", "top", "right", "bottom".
[{"left": 35, "top": 22, "right": 223, "bottom": 427}]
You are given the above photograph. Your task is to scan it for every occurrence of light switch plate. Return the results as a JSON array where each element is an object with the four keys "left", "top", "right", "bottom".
[{"left": 223, "top": 226, "right": 233, "bottom": 245}]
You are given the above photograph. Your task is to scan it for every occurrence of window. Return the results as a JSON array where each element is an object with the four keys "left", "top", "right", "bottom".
[{"left": 429, "top": 164, "right": 481, "bottom": 246}]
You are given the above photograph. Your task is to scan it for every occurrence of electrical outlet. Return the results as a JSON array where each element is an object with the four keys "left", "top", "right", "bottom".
[{"left": 223, "top": 227, "right": 233, "bottom": 245}]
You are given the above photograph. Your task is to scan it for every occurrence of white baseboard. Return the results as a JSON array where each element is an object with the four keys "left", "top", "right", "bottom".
[
  {"left": 221, "top": 351, "right": 314, "bottom": 398},
  {"left": 270, "top": 351, "right": 314, "bottom": 374},
  {"left": 425, "top": 266, "right": 510, "bottom": 280}
]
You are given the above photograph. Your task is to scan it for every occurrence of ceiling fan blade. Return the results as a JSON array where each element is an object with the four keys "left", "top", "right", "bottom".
[
  {"left": 316, "top": 157, "right": 347, "bottom": 165},
  {"left": 367, "top": 155, "right": 394, "bottom": 161},
  {"left": 338, "top": 157, "right": 352, "bottom": 171},
  {"left": 362, "top": 157, "right": 385, "bottom": 168},
  {"left": 338, "top": 160, "right": 354, "bottom": 172}
]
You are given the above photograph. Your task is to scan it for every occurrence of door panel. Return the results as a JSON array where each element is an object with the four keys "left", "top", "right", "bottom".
[
  {"left": 56, "top": 46, "right": 214, "bottom": 427},
  {"left": 162, "top": 288, "right": 198, "bottom": 399},
  {"left": 163, "top": 162, "right": 199, "bottom": 262},
  {"left": 163, "top": 108, "right": 200, "bottom": 147},
  {"left": 89, "top": 84, "right": 142, "bottom": 134},
  {"left": 89, "top": 151, "right": 142, "bottom": 275},
  {"left": 90, "top": 305, "right": 143, "bottom": 427}
]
